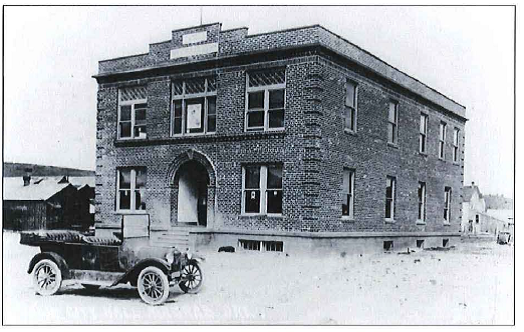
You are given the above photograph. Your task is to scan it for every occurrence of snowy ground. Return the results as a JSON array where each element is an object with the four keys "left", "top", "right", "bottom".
[{"left": 2, "top": 232, "right": 514, "bottom": 325}]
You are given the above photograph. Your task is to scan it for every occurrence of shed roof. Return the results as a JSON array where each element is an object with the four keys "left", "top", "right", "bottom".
[{"left": 463, "top": 185, "right": 482, "bottom": 203}]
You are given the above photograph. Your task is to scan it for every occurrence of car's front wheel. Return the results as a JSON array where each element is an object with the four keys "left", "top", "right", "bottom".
[
  {"left": 179, "top": 261, "right": 203, "bottom": 294},
  {"left": 137, "top": 266, "right": 170, "bottom": 305},
  {"left": 33, "top": 259, "right": 62, "bottom": 296}
]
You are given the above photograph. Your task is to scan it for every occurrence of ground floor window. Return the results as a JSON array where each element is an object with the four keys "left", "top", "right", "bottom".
[
  {"left": 444, "top": 187, "right": 452, "bottom": 223},
  {"left": 417, "top": 182, "right": 426, "bottom": 222},
  {"left": 342, "top": 168, "right": 355, "bottom": 218},
  {"left": 116, "top": 167, "right": 147, "bottom": 211},
  {"left": 385, "top": 176, "right": 396, "bottom": 220},
  {"left": 242, "top": 164, "right": 283, "bottom": 215}
]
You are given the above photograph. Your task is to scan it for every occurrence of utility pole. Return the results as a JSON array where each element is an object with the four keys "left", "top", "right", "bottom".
[{"left": 200, "top": 6, "right": 203, "bottom": 25}]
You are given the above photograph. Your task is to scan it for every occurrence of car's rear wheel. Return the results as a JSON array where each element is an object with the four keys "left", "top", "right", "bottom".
[
  {"left": 179, "top": 261, "right": 203, "bottom": 294},
  {"left": 137, "top": 266, "right": 170, "bottom": 305},
  {"left": 33, "top": 259, "right": 62, "bottom": 296}
]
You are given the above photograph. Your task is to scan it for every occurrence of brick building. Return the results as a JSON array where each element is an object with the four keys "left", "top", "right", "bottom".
[{"left": 93, "top": 23, "right": 466, "bottom": 253}]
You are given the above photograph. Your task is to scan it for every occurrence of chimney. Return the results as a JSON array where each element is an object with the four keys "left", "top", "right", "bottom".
[
  {"left": 471, "top": 181, "right": 475, "bottom": 186},
  {"left": 23, "top": 167, "right": 32, "bottom": 186}
]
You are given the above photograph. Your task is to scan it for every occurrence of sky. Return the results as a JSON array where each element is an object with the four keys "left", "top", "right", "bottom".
[{"left": 2, "top": 6, "right": 515, "bottom": 198}]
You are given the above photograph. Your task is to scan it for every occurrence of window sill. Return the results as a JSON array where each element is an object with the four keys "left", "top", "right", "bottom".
[
  {"left": 344, "top": 128, "right": 357, "bottom": 136},
  {"left": 384, "top": 218, "right": 396, "bottom": 224},
  {"left": 387, "top": 142, "right": 399, "bottom": 149},
  {"left": 416, "top": 220, "right": 427, "bottom": 225},
  {"left": 240, "top": 213, "right": 283, "bottom": 218},
  {"left": 171, "top": 132, "right": 216, "bottom": 138},
  {"left": 443, "top": 222, "right": 451, "bottom": 226},
  {"left": 438, "top": 157, "right": 446, "bottom": 162},
  {"left": 419, "top": 152, "right": 428, "bottom": 157},
  {"left": 341, "top": 217, "right": 355, "bottom": 223},
  {"left": 117, "top": 137, "right": 148, "bottom": 142},
  {"left": 245, "top": 128, "right": 285, "bottom": 133},
  {"left": 114, "top": 210, "right": 148, "bottom": 215}
]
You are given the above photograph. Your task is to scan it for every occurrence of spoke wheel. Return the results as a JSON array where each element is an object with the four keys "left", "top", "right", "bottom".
[
  {"left": 179, "top": 261, "right": 203, "bottom": 294},
  {"left": 33, "top": 259, "right": 62, "bottom": 296},
  {"left": 137, "top": 266, "right": 169, "bottom": 305}
]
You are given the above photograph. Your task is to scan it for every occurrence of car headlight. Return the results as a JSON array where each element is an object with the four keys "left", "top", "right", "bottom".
[{"left": 165, "top": 248, "right": 179, "bottom": 265}]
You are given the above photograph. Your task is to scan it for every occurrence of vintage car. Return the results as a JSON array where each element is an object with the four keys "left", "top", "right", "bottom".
[{"left": 20, "top": 215, "right": 203, "bottom": 305}]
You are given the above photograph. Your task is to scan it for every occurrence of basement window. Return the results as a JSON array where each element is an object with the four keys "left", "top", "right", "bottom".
[
  {"left": 238, "top": 239, "right": 284, "bottom": 252},
  {"left": 383, "top": 241, "right": 394, "bottom": 251},
  {"left": 416, "top": 240, "right": 425, "bottom": 248},
  {"left": 442, "top": 239, "right": 449, "bottom": 248}
]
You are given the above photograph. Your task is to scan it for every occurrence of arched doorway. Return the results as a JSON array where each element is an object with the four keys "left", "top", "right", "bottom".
[{"left": 175, "top": 160, "right": 209, "bottom": 226}]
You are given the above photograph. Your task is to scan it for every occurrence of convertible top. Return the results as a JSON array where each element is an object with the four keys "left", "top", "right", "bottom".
[{"left": 20, "top": 230, "right": 122, "bottom": 246}]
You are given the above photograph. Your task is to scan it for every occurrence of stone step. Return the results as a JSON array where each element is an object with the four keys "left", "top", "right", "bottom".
[{"left": 157, "top": 233, "right": 189, "bottom": 240}]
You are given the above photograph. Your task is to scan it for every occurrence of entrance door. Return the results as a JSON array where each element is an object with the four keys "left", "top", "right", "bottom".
[{"left": 176, "top": 161, "right": 209, "bottom": 226}]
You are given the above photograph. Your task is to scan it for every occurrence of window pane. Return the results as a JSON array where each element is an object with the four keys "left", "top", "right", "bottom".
[
  {"left": 173, "top": 81, "right": 183, "bottom": 96},
  {"left": 185, "top": 78, "right": 206, "bottom": 94},
  {"left": 119, "top": 190, "right": 131, "bottom": 210},
  {"left": 207, "top": 115, "right": 216, "bottom": 133},
  {"left": 345, "top": 82, "right": 356, "bottom": 108},
  {"left": 119, "top": 169, "right": 131, "bottom": 189},
  {"left": 207, "top": 77, "right": 217, "bottom": 92},
  {"left": 120, "top": 122, "right": 131, "bottom": 138},
  {"left": 420, "top": 114, "right": 427, "bottom": 133},
  {"left": 249, "top": 69, "right": 285, "bottom": 87},
  {"left": 388, "top": 102, "right": 397, "bottom": 122},
  {"left": 268, "top": 109, "right": 284, "bottom": 128},
  {"left": 173, "top": 118, "right": 182, "bottom": 134},
  {"left": 244, "top": 190, "right": 260, "bottom": 213},
  {"left": 420, "top": 134, "right": 426, "bottom": 153},
  {"left": 385, "top": 199, "right": 392, "bottom": 219},
  {"left": 244, "top": 166, "right": 260, "bottom": 189},
  {"left": 267, "top": 190, "right": 282, "bottom": 214},
  {"left": 247, "top": 111, "right": 264, "bottom": 128},
  {"left": 135, "top": 168, "right": 147, "bottom": 188},
  {"left": 267, "top": 165, "right": 282, "bottom": 189},
  {"left": 135, "top": 107, "right": 146, "bottom": 121},
  {"left": 269, "top": 90, "right": 284, "bottom": 109},
  {"left": 134, "top": 125, "right": 147, "bottom": 139},
  {"left": 120, "top": 106, "right": 131, "bottom": 121},
  {"left": 135, "top": 190, "right": 146, "bottom": 210},
  {"left": 208, "top": 96, "right": 216, "bottom": 115},
  {"left": 342, "top": 195, "right": 349, "bottom": 216},
  {"left": 248, "top": 91, "right": 264, "bottom": 109},
  {"left": 174, "top": 100, "right": 182, "bottom": 117},
  {"left": 186, "top": 98, "right": 205, "bottom": 133},
  {"left": 342, "top": 170, "right": 350, "bottom": 193},
  {"left": 388, "top": 124, "right": 394, "bottom": 143}
]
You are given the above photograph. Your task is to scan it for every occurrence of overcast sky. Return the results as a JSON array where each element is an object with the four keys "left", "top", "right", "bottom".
[{"left": 3, "top": 6, "right": 515, "bottom": 198}]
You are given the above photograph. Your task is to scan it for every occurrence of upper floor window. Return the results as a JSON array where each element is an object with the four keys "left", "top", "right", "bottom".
[
  {"left": 388, "top": 101, "right": 399, "bottom": 144},
  {"left": 172, "top": 77, "right": 216, "bottom": 135},
  {"left": 117, "top": 167, "right": 147, "bottom": 211},
  {"left": 118, "top": 86, "right": 147, "bottom": 139},
  {"left": 385, "top": 176, "right": 396, "bottom": 220},
  {"left": 242, "top": 164, "right": 283, "bottom": 215},
  {"left": 419, "top": 113, "right": 428, "bottom": 153},
  {"left": 342, "top": 168, "right": 355, "bottom": 219},
  {"left": 439, "top": 121, "right": 447, "bottom": 159},
  {"left": 418, "top": 182, "right": 426, "bottom": 222},
  {"left": 444, "top": 186, "right": 452, "bottom": 223},
  {"left": 246, "top": 69, "right": 286, "bottom": 131},
  {"left": 344, "top": 80, "right": 358, "bottom": 132},
  {"left": 453, "top": 128, "right": 460, "bottom": 163}
]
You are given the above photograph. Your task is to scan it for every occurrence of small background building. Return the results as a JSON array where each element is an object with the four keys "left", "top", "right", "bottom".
[
  {"left": 3, "top": 163, "right": 95, "bottom": 231},
  {"left": 461, "top": 182, "right": 513, "bottom": 238}
]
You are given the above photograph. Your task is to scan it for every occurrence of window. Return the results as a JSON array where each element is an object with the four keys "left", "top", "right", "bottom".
[
  {"left": 383, "top": 241, "right": 394, "bottom": 251},
  {"left": 388, "top": 101, "right": 398, "bottom": 144},
  {"left": 118, "top": 86, "right": 147, "bottom": 139},
  {"left": 238, "top": 239, "right": 284, "bottom": 252},
  {"left": 242, "top": 164, "right": 283, "bottom": 215},
  {"left": 385, "top": 176, "right": 396, "bottom": 220},
  {"left": 342, "top": 169, "right": 355, "bottom": 218},
  {"left": 416, "top": 240, "right": 425, "bottom": 248},
  {"left": 439, "top": 121, "right": 447, "bottom": 159},
  {"left": 442, "top": 239, "right": 449, "bottom": 248},
  {"left": 172, "top": 77, "right": 216, "bottom": 135},
  {"left": 444, "top": 187, "right": 452, "bottom": 223},
  {"left": 419, "top": 113, "right": 428, "bottom": 153},
  {"left": 453, "top": 128, "right": 460, "bottom": 162},
  {"left": 246, "top": 69, "right": 285, "bottom": 131},
  {"left": 344, "top": 80, "right": 358, "bottom": 132},
  {"left": 418, "top": 182, "right": 426, "bottom": 222},
  {"left": 117, "top": 167, "right": 146, "bottom": 211}
]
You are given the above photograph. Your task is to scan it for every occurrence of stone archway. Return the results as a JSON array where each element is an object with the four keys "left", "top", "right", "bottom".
[{"left": 168, "top": 149, "right": 216, "bottom": 228}]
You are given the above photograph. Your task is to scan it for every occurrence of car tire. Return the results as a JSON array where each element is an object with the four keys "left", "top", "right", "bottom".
[
  {"left": 137, "top": 266, "right": 170, "bottom": 305},
  {"left": 33, "top": 259, "right": 62, "bottom": 296},
  {"left": 179, "top": 261, "right": 203, "bottom": 294}
]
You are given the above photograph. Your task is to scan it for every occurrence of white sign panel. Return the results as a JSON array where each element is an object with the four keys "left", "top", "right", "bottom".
[
  {"left": 170, "top": 42, "right": 219, "bottom": 59},
  {"left": 183, "top": 31, "right": 208, "bottom": 45},
  {"left": 187, "top": 104, "right": 202, "bottom": 129}
]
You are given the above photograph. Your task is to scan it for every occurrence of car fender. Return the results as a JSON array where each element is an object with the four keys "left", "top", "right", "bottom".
[
  {"left": 28, "top": 252, "right": 70, "bottom": 278},
  {"left": 112, "top": 258, "right": 170, "bottom": 286},
  {"left": 188, "top": 253, "right": 205, "bottom": 264}
]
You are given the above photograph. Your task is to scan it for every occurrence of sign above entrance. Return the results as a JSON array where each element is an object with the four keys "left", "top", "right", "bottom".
[
  {"left": 170, "top": 43, "right": 218, "bottom": 60},
  {"left": 187, "top": 104, "right": 202, "bottom": 129}
]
